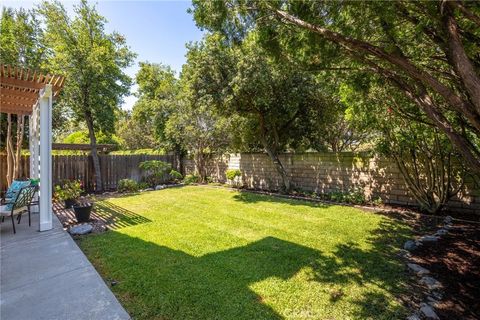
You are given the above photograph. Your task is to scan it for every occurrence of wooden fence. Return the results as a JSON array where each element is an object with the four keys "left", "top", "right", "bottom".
[{"left": 0, "top": 154, "right": 174, "bottom": 192}]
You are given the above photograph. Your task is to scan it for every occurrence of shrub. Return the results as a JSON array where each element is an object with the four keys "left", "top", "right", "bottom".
[
  {"left": 226, "top": 169, "right": 242, "bottom": 188},
  {"left": 118, "top": 179, "right": 139, "bottom": 193},
  {"left": 183, "top": 174, "right": 200, "bottom": 185},
  {"left": 325, "top": 189, "right": 366, "bottom": 205},
  {"left": 372, "top": 197, "right": 383, "bottom": 206},
  {"left": 169, "top": 170, "right": 183, "bottom": 182},
  {"left": 345, "top": 189, "right": 366, "bottom": 205},
  {"left": 226, "top": 169, "right": 241, "bottom": 181},
  {"left": 139, "top": 160, "right": 172, "bottom": 187},
  {"left": 55, "top": 180, "right": 83, "bottom": 201},
  {"left": 138, "top": 182, "right": 150, "bottom": 190}
]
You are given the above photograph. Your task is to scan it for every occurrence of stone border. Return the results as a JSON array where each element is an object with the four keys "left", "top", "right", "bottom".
[{"left": 401, "top": 216, "right": 455, "bottom": 320}]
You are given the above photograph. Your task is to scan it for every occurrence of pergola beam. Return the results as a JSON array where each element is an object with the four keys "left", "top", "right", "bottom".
[
  {"left": 1, "top": 87, "right": 39, "bottom": 98},
  {"left": 1, "top": 96, "right": 37, "bottom": 105},
  {"left": 0, "top": 76, "right": 63, "bottom": 93}
]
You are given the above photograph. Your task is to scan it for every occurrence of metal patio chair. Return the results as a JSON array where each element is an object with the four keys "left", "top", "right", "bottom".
[{"left": 0, "top": 185, "right": 37, "bottom": 234}]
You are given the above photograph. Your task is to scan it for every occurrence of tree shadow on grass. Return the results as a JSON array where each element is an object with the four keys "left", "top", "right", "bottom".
[
  {"left": 92, "top": 201, "right": 152, "bottom": 230},
  {"left": 82, "top": 214, "right": 411, "bottom": 319}
]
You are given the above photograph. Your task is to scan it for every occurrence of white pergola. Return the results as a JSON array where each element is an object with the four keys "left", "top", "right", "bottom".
[{"left": 1, "top": 65, "right": 64, "bottom": 231}]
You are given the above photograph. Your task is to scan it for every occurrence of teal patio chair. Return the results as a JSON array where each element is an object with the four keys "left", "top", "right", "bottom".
[
  {"left": 0, "top": 186, "right": 37, "bottom": 234},
  {"left": 1, "top": 179, "right": 31, "bottom": 205}
]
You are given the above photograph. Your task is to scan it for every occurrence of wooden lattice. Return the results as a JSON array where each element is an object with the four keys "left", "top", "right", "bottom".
[{"left": 0, "top": 65, "right": 64, "bottom": 115}]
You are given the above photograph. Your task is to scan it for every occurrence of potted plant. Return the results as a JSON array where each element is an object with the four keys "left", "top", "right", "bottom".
[
  {"left": 55, "top": 180, "right": 83, "bottom": 209},
  {"left": 72, "top": 201, "right": 93, "bottom": 223}
]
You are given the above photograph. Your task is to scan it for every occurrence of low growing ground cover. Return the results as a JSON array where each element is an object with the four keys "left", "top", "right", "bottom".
[{"left": 78, "top": 186, "right": 412, "bottom": 320}]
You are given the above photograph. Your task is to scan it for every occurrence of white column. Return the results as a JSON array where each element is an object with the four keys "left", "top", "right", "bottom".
[
  {"left": 29, "top": 109, "right": 40, "bottom": 213},
  {"left": 39, "top": 85, "right": 53, "bottom": 231},
  {"left": 30, "top": 103, "right": 40, "bottom": 180}
]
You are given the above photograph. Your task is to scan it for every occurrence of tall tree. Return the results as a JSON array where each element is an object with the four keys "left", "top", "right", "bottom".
[
  {"left": 191, "top": 0, "right": 480, "bottom": 176},
  {"left": 131, "top": 62, "right": 183, "bottom": 161},
  {"left": 0, "top": 7, "right": 46, "bottom": 184},
  {"left": 164, "top": 41, "right": 234, "bottom": 181},
  {"left": 39, "top": 0, "right": 135, "bottom": 191},
  {"left": 185, "top": 34, "right": 330, "bottom": 191}
]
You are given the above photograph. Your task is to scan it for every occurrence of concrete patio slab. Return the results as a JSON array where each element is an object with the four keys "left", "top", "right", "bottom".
[{"left": 1, "top": 212, "right": 130, "bottom": 320}]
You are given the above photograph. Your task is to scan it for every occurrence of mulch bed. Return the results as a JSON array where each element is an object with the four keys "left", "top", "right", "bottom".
[
  {"left": 409, "top": 221, "right": 480, "bottom": 320},
  {"left": 53, "top": 201, "right": 109, "bottom": 234}
]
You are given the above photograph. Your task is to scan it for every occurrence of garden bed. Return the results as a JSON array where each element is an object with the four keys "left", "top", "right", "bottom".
[{"left": 409, "top": 222, "right": 480, "bottom": 319}]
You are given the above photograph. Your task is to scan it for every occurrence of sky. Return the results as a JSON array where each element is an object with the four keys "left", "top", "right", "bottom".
[{"left": 2, "top": 0, "right": 206, "bottom": 110}]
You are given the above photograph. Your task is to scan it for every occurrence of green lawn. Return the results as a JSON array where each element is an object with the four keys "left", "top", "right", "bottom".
[{"left": 78, "top": 186, "right": 411, "bottom": 320}]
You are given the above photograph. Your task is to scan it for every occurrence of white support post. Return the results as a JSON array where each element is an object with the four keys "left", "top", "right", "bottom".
[
  {"left": 29, "top": 103, "right": 40, "bottom": 214},
  {"left": 30, "top": 103, "right": 40, "bottom": 180},
  {"left": 39, "top": 85, "right": 53, "bottom": 231}
]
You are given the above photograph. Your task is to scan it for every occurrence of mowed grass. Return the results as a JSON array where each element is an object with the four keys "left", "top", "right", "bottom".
[{"left": 78, "top": 186, "right": 411, "bottom": 320}]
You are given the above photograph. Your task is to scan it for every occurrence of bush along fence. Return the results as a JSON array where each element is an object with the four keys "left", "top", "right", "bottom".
[
  {"left": 0, "top": 154, "right": 174, "bottom": 192},
  {"left": 183, "top": 152, "right": 480, "bottom": 215}
]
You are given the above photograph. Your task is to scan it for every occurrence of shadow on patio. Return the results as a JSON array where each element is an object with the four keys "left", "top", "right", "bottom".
[{"left": 53, "top": 200, "right": 151, "bottom": 230}]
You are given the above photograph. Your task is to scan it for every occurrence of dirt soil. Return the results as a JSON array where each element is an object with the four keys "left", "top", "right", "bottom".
[{"left": 409, "top": 221, "right": 480, "bottom": 320}]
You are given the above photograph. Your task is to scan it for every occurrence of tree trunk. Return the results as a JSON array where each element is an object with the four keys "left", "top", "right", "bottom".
[
  {"left": 5, "top": 114, "right": 14, "bottom": 186},
  {"left": 444, "top": 5, "right": 480, "bottom": 114},
  {"left": 13, "top": 115, "right": 25, "bottom": 179},
  {"left": 264, "top": 145, "right": 291, "bottom": 192},
  {"left": 84, "top": 111, "right": 103, "bottom": 192},
  {"left": 194, "top": 150, "right": 207, "bottom": 183},
  {"left": 257, "top": 113, "right": 291, "bottom": 192},
  {"left": 173, "top": 143, "right": 183, "bottom": 173}
]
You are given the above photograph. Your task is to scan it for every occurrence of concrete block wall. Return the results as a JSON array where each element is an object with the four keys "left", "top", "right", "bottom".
[{"left": 183, "top": 152, "right": 479, "bottom": 214}]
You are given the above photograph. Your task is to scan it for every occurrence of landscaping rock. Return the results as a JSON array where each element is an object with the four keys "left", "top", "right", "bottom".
[
  {"left": 397, "top": 249, "right": 411, "bottom": 259},
  {"left": 141, "top": 188, "right": 154, "bottom": 192},
  {"left": 69, "top": 224, "right": 93, "bottom": 235},
  {"left": 419, "top": 235, "right": 439, "bottom": 243},
  {"left": 444, "top": 215, "right": 453, "bottom": 224},
  {"left": 407, "top": 263, "right": 430, "bottom": 276},
  {"left": 155, "top": 185, "right": 166, "bottom": 190},
  {"left": 406, "top": 314, "right": 421, "bottom": 320},
  {"left": 435, "top": 228, "right": 448, "bottom": 236},
  {"left": 420, "top": 303, "right": 440, "bottom": 320},
  {"left": 432, "top": 291, "right": 443, "bottom": 300},
  {"left": 427, "top": 296, "right": 441, "bottom": 307},
  {"left": 404, "top": 240, "right": 417, "bottom": 251},
  {"left": 420, "top": 276, "right": 443, "bottom": 290}
]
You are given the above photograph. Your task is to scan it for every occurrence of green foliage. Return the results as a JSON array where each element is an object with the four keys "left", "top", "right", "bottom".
[
  {"left": 138, "top": 182, "right": 150, "bottom": 190},
  {"left": 324, "top": 189, "right": 366, "bottom": 205},
  {"left": 169, "top": 170, "right": 183, "bottom": 182},
  {"left": 39, "top": 0, "right": 136, "bottom": 135},
  {"left": 225, "top": 169, "right": 241, "bottom": 181},
  {"left": 139, "top": 160, "right": 172, "bottom": 187},
  {"left": 54, "top": 180, "right": 83, "bottom": 201},
  {"left": 117, "top": 179, "right": 139, "bottom": 193},
  {"left": 191, "top": 0, "right": 480, "bottom": 177},
  {"left": 130, "top": 62, "right": 180, "bottom": 150},
  {"left": 183, "top": 174, "right": 200, "bottom": 185},
  {"left": 372, "top": 197, "right": 384, "bottom": 207},
  {"left": 116, "top": 111, "right": 157, "bottom": 150},
  {"left": 110, "top": 149, "right": 166, "bottom": 155},
  {"left": 63, "top": 130, "right": 121, "bottom": 147}
]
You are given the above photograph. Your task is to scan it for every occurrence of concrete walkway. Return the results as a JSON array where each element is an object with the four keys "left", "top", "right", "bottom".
[{"left": 1, "top": 212, "right": 130, "bottom": 320}]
